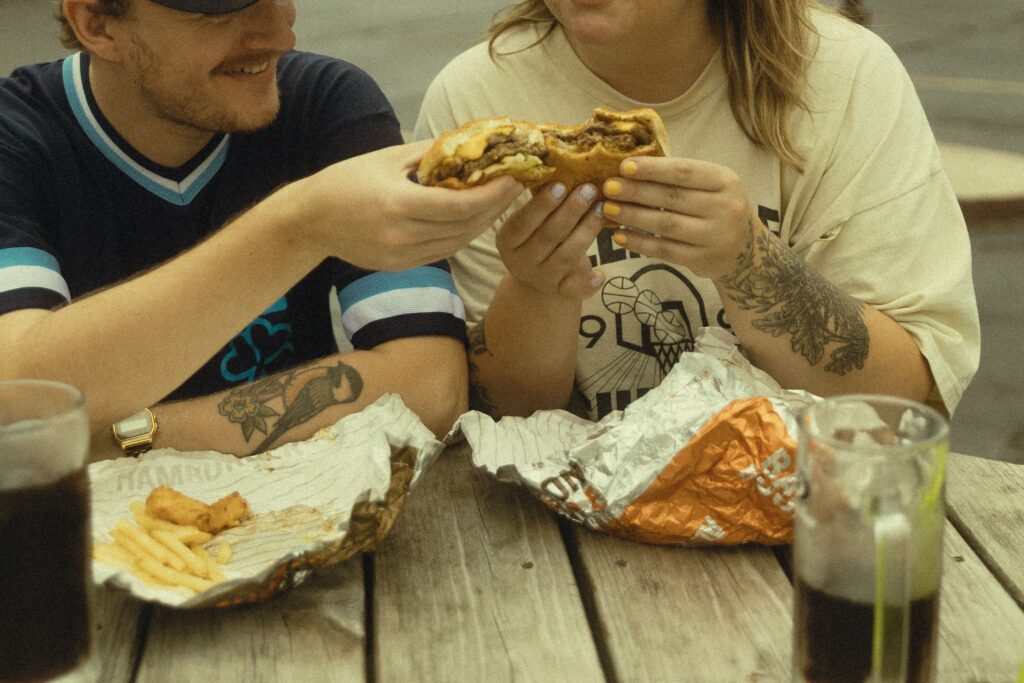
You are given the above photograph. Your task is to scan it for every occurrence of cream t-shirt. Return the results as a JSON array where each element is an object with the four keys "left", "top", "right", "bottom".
[{"left": 416, "top": 11, "right": 979, "bottom": 419}]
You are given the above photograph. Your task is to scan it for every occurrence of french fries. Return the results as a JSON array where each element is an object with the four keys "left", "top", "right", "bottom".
[
  {"left": 215, "top": 542, "right": 232, "bottom": 565},
  {"left": 94, "top": 489, "right": 245, "bottom": 594},
  {"left": 194, "top": 545, "right": 226, "bottom": 583}
]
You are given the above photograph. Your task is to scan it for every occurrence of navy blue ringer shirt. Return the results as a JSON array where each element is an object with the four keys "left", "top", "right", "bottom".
[{"left": 0, "top": 51, "right": 466, "bottom": 401}]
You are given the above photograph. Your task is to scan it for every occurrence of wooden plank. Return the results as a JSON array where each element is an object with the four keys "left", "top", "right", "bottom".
[
  {"left": 571, "top": 527, "right": 793, "bottom": 682},
  {"left": 937, "top": 520, "right": 1024, "bottom": 681},
  {"left": 74, "top": 585, "right": 146, "bottom": 682},
  {"left": 946, "top": 452, "right": 1024, "bottom": 607},
  {"left": 136, "top": 559, "right": 366, "bottom": 682},
  {"left": 373, "top": 444, "right": 604, "bottom": 682}
]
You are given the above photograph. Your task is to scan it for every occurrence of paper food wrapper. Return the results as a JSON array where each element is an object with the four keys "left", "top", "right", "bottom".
[
  {"left": 458, "top": 329, "right": 816, "bottom": 546},
  {"left": 89, "top": 394, "right": 442, "bottom": 608}
]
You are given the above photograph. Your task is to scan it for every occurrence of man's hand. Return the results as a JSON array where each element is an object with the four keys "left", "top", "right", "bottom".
[
  {"left": 495, "top": 182, "right": 607, "bottom": 299},
  {"left": 288, "top": 139, "right": 525, "bottom": 271}
]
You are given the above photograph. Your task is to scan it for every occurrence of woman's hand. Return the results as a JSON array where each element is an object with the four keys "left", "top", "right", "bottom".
[
  {"left": 598, "top": 157, "right": 760, "bottom": 281},
  {"left": 287, "top": 139, "right": 525, "bottom": 272},
  {"left": 495, "top": 182, "right": 607, "bottom": 299}
]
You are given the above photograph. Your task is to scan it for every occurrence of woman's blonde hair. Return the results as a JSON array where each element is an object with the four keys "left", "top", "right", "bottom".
[{"left": 489, "top": 1, "right": 835, "bottom": 168}]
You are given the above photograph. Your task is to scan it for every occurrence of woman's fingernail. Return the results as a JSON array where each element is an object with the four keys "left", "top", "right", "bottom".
[
  {"left": 603, "top": 179, "right": 622, "bottom": 196},
  {"left": 622, "top": 160, "right": 638, "bottom": 176},
  {"left": 602, "top": 201, "right": 621, "bottom": 217},
  {"left": 549, "top": 183, "right": 567, "bottom": 199},
  {"left": 612, "top": 231, "right": 628, "bottom": 246},
  {"left": 590, "top": 270, "right": 605, "bottom": 288},
  {"left": 580, "top": 184, "right": 597, "bottom": 200}
]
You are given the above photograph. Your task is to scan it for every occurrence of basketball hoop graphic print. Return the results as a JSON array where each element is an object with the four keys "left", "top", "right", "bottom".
[{"left": 578, "top": 264, "right": 720, "bottom": 418}]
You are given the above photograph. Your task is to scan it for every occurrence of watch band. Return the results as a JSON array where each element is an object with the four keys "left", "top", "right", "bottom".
[{"left": 120, "top": 435, "right": 155, "bottom": 457}]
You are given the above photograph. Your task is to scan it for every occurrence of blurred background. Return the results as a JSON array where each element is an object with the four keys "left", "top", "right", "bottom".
[{"left": 2, "top": 0, "right": 1021, "bottom": 462}]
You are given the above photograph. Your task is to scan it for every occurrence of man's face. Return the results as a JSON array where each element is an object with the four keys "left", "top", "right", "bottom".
[{"left": 113, "top": 0, "right": 297, "bottom": 134}]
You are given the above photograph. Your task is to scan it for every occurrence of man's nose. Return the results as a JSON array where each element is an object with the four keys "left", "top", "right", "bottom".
[{"left": 239, "top": 0, "right": 297, "bottom": 53}]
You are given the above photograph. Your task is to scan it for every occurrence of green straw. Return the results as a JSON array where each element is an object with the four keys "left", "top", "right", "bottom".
[
  {"left": 921, "top": 442, "right": 948, "bottom": 511},
  {"left": 871, "top": 511, "right": 911, "bottom": 681}
]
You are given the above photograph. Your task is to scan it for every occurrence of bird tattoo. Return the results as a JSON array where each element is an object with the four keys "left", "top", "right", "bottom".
[{"left": 251, "top": 362, "right": 363, "bottom": 453}]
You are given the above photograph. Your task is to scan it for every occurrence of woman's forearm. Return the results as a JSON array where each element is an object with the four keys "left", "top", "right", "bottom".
[
  {"left": 468, "top": 275, "right": 583, "bottom": 417},
  {"left": 717, "top": 223, "right": 934, "bottom": 402}
]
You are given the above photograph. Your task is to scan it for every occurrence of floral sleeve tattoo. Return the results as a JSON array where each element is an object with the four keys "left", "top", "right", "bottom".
[
  {"left": 719, "top": 220, "right": 869, "bottom": 374},
  {"left": 467, "top": 319, "right": 498, "bottom": 415},
  {"left": 218, "top": 361, "right": 363, "bottom": 454}
]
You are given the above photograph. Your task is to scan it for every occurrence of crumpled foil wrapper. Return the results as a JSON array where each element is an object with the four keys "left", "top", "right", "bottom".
[
  {"left": 89, "top": 394, "right": 442, "bottom": 608},
  {"left": 458, "top": 329, "right": 817, "bottom": 546}
]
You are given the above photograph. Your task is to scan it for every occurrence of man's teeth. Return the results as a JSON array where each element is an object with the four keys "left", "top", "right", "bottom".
[{"left": 232, "top": 62, "right": 268, "bottom": 74}]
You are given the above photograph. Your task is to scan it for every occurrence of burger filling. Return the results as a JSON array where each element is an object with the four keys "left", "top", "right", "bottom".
[
  {"left": 434, "top": 132, "right": 548, "bottom": 183},
  {"left": 552, "top": 122, "right": 653, "bottom": 152}
]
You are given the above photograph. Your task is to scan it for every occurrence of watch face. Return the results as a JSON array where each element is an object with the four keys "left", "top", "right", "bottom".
[{"left": 118, "top": 413, "right": 152, "bottom": 438}]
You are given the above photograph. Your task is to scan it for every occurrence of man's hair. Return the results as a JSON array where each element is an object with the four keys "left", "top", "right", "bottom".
[
  {"left": 54, "top": 0, "right": 131, "bottom": 51},
  {"left": 488, "top": 1, "right": 842, "bottom": 169}
]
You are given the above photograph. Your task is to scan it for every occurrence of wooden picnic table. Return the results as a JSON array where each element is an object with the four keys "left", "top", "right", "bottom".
[{"left": 85, "top": 448, "right": 1024, "bottom": 682}]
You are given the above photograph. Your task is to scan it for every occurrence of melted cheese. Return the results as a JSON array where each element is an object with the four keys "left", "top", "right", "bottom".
[{"left": 454, "top": 125, "right": 516, "bottom": 160}]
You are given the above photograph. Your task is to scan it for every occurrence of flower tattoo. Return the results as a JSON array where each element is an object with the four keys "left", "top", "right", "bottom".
[{"left": 218, "top": 389, "right": 279, "bottom": 441}]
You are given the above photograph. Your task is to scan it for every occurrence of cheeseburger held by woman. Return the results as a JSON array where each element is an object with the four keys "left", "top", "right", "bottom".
[{"left": 415, "top": 0, "right": 979, "bottom": 423}]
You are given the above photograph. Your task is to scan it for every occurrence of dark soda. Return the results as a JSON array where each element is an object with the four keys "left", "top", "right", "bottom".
[
  {"left": 0, "top": 467, "right": 92, "bottom": 681},
  {"left": 794, "top": 579, "right": 939, "bottom": 683}
]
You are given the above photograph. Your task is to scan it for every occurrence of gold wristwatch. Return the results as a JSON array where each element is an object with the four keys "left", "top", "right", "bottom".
[{"left": 112, "top": 409, "right": 158, "bottom": 456}]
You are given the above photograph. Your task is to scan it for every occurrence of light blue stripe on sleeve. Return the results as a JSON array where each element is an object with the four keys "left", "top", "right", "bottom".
[
  {"left": 338, "top": 266, "right": 457, "bottom": 310},
  {"left": 0, "top": 247, "right": 60, "bottom": 271}
]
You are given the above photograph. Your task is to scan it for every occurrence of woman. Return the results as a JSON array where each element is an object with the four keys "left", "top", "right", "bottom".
[{"left": 416, "top": 0, "right": 978, "bottom": 421}]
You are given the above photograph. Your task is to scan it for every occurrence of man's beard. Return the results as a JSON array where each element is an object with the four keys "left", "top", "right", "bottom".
[{"left": 128, "top": 36, "right": 280, "bottom": 135}]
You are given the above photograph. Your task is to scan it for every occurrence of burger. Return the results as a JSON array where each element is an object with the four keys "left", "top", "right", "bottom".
[
  {"left": 417, "top": 107, "right": 670, "bottom": 190},
  {"left": 417, "top": 118, "right": 553, "bottom": 189},
  {"left": 539, "top": 107, "right": 671, "bottom": 189}
]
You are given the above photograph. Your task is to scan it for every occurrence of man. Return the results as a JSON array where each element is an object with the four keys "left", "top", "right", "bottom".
[{"left": 0, "top": 0, "right": 522, "bottom": 457}]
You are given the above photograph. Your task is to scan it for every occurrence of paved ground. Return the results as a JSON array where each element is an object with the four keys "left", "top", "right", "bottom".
[
  {"left": 2, "top": 1, "right": 1021, "bottom": 462},
  {"left": 955, "top": 218, "right": 1024, "bottom": 462},
  {"left": 869, "top": 0, "right": 1024, "bottom": 155},
  {"left": 864, "top": 1, "right": 1024, "bottom": 463}
]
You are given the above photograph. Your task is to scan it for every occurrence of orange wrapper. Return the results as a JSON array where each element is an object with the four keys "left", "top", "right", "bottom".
[{"left": 459, "top": 329, "right": 814, "bottom": 547}]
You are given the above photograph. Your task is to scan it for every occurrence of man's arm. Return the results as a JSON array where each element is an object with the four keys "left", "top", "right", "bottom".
[
  {"left": 91, "top": 335, "right": 466, "bottom": 460},
  {"left": 0, "top": 141, "right": 520, "bottom": 432},
  {"left": 0, "top": 190, "right": 318, "bottom": 431}
]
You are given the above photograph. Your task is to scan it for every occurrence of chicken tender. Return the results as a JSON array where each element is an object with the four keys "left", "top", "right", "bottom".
[
  {"left": 146, "top": 485, "right": 211, "bottom": 531},
  {"left": 208, "top": 491, "right": 250, "bottom": 533},
  {"left": 146, "top": 485, "right": 250, "bottom": 534}
]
